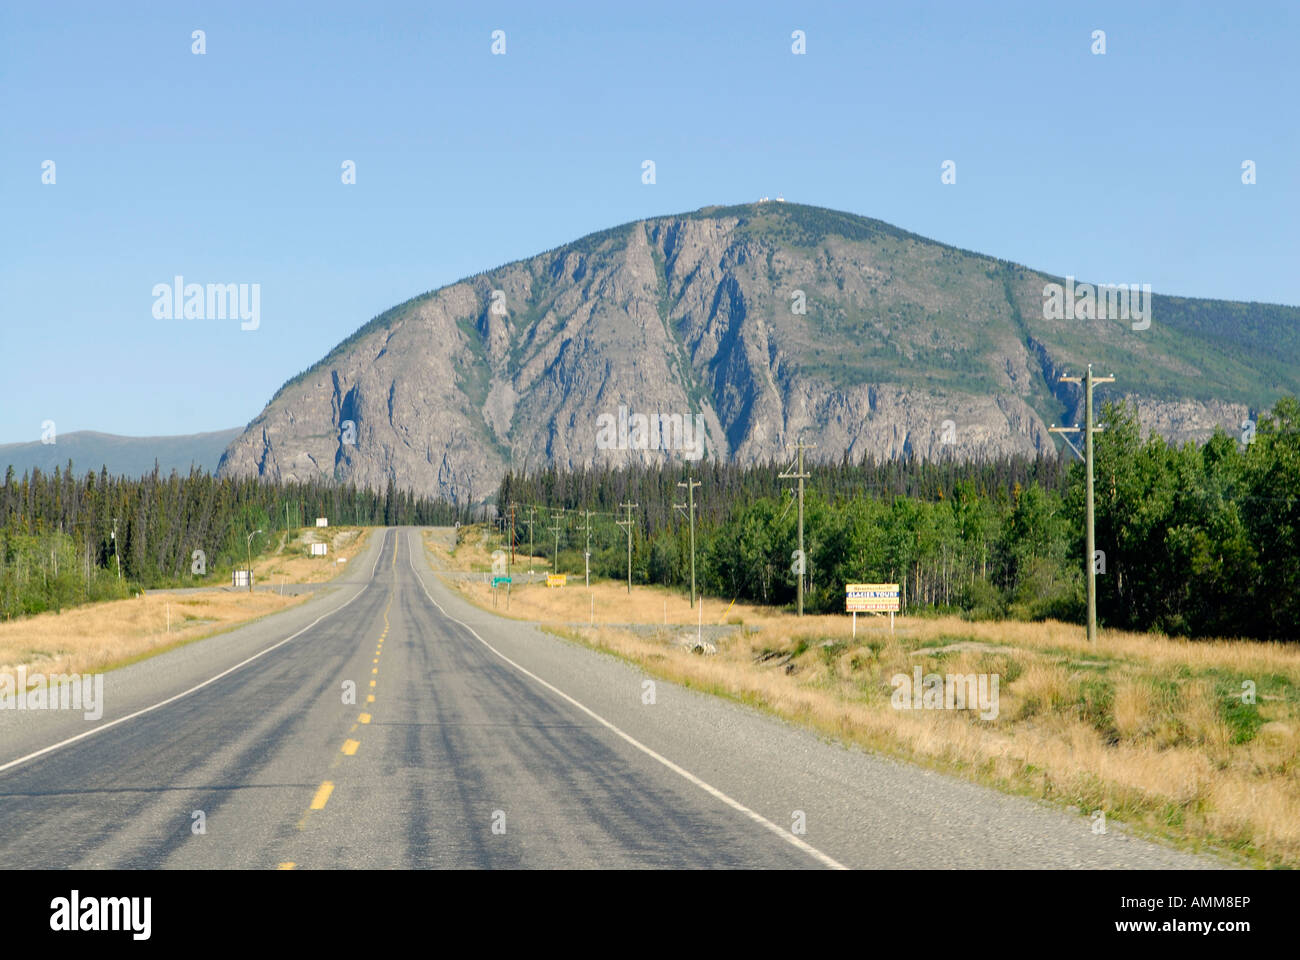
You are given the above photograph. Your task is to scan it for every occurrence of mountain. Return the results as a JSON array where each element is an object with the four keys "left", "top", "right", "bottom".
[
  {"left": 1, "top": 428, "right": 242, "bottom": 479},
  {"left": 216, "top": 202, "right": 1300, "bottom": 503}
]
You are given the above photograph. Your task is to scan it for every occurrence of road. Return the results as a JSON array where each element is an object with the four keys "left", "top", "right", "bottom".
[{"left": 0, "top": 528, "right": 1222, "bottom": 869}]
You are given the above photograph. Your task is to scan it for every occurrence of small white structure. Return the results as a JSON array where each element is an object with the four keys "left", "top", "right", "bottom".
[
  {"left": 232, "top": 569, "right": 252, "bottom": 587},
  {"left": 310, "top": 542, "right": 328, "bottom": 556},
  {"left": 315, "top": 517, "right": 328, "bottom": 527}
]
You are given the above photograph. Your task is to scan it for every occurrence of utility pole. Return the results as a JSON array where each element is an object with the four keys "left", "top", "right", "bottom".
[
  {"left": 505, "top": 501, "right": 516, "bottom": 588},
  {"left": 245, "top": 529, "right": 262, "bottom": 593},
  {"left": 616, "top": 501, "right": 638, "bottom": 594},
  {"left": 523, "top": 506, "right": 537, "bottom": 576},
  {"left": 674, "top": 477, "right": 700, "bottom": 608},
  {"left": 507, "top": 501, "right": 517, "bottom": 568},
  {"left": 578, "top": 509, "right": 595, "bottom": 588},
  {"left": 548, "top": 508, "right": 565, "bottom": 573},
  {"left": 111, "top": 517, "right": 122, "bottom": 581},
  {"left": 1050, "top": 363, "right": 1115, "bottom": 645},
  {"left": 780, "top": 437, "right": 815, "bottom": 616}
]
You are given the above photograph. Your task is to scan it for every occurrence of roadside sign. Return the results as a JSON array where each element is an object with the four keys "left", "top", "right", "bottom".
[
  {"left": 315, "top": 517, "right": 328, "bottom": 527},
  {"left": 846, "top": 583, "right": 899, "bottom": 637},
  {"left": 492, "top": 576, "right": 512, "bottom": 587},
  {"left": 310, "top": 542, "right": 327, "bottom": 556},
  {"left": 846, "top": 583, "right": 899, "bottom": 612},
  {"left": 546, "top": 574, "right": 567, "bottom": 588}
]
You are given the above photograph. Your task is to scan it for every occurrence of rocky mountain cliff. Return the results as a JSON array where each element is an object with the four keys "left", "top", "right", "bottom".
[{"left": 217, "top": 203, "right": 1300, "bottom": 503}]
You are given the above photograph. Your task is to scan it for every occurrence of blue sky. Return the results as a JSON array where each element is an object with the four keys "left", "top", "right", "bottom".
[{"left": 1, "top": 0, "right": 1296, "bottom": 442}]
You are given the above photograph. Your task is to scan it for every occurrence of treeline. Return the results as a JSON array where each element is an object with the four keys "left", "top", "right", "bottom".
[
  {"left": 498, "top": 450, "right": 1070, "bottom": 531},
  {"left": 0, "top": 465, "right": 465, "bottom": 619},
  {"left": 495, "top": 397, "right": 1300, "bottom": 640}
]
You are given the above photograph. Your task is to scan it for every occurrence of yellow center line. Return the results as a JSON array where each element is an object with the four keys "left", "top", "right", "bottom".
[
  {"left": 278, "top": 862, "right": 296, "bottom": 870},
  {"left": 341, "top": 739, "right": 360, "bottom": 756},
  {"left": 367, "top": 694, "right": 375, "bottom": 703},
  {"left": 309, "top": 781, "right": 334, "bottom": 810},
  {"left": 369, "top": 680, "right": 376, "bottom": 687},
  {"left": 372, "top": 667, "right": 378, "bottom": 674}
]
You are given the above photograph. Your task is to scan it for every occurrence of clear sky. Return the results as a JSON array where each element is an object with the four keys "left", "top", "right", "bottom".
[{"left": 2, "top": 0, "right": 1296, "bottom": 442}]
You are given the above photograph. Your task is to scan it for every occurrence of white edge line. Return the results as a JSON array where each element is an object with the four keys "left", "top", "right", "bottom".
[
  {"left": 405, "top": 529, "right": 848, "bottom": 871},
  {"left": 0, "top": 529, "right": 392, "bottom": 778},
  {"left": 368, "top": 527, "right": 386, "bottom": 579}
]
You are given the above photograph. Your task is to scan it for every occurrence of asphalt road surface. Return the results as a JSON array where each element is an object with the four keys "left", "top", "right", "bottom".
[{"left": 0, "top": 528, "right": 1223, "bottom": 869}]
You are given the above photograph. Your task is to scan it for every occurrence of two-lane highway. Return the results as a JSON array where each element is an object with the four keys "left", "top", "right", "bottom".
[{"left": 0, "top": 528, "right": 1223, "bottom": 869}]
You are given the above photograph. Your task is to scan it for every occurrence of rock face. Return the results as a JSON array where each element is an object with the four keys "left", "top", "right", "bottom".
[{"left": 217, "top": 202, "right": 1299, "bottom": 502}]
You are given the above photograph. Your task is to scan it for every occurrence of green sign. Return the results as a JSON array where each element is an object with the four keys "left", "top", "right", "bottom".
[{"left": 492, "top": 576, "right": 511, "bottom": 587}]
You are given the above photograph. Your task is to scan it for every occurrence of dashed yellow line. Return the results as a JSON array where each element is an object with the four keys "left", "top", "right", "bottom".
[
  {"left": 310, "top": 781, "right": 334, "bottom": 810},
  {"left": 290, "top": 547, "right": 396, "bottom": 851},
  {"left": 278, "top": 862, "right": 296, "bottom": 870}
]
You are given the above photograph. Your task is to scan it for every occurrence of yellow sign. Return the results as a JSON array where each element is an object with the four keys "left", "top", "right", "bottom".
[
  {"left": 546, "top": 574, "right": 567, "bottom": 588},
  {"left": 846, "top": 583, "right": 899, "bottom": 613}
]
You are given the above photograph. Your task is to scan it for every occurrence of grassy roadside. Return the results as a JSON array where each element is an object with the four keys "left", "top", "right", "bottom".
[
  {"left": 252, "top": 525, "right": 371, "bottom": 584},
  {"left": 423, "top": 530, "right": 1299, "bottom": 869},
  {"left": 424, "top": 524, "right": 550, "bottom": 573},
  {"left": 0, "top": 527, "right": 374, "bottom": 680}
]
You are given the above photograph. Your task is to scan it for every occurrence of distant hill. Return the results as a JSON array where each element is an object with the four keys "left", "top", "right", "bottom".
[
  {"left": 211, "top": 200, "right": 1300, "bottom": 503},
  {"left": 0, "top": 428, "right": 242, "bottom": 478}
]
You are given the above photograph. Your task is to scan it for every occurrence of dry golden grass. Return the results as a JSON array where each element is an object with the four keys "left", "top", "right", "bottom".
[
  {"left": 423, "top": 527, "right": 549, "bottom": 574},
  {"left": 0, "top": 589, "right": 307, "bottom": 678},
  {"left": 0, "top": 526, "right": 367, "bottom": 680},
  {"left": 429, "top": 536, "right": 1300, "bottom": 868},
  {"left": 254, "top": 526, "right": 372, "bottom": 584}
]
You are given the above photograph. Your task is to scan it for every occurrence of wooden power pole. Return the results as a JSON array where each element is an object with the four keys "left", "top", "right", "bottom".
[
  {"left": 578, "top": 509, "right": 595, "bottom": 588},
  {"left": 548, "top": 508, "right": 565, "bottom": 573},
  {"left": 780, "top": 437, "right": 815, "bottom": 616},
  {"left": 616, "top": 501, "right": 638, "bottom": 594},
  {"left": 674, "top": 478, "right": 700, "bottom": 608},
  {"left": 1050, "top": 363, "right": 1115, "bottom": 645},
  {"left": 523, "top": 506, "right": 536, "bottom": 575}
]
